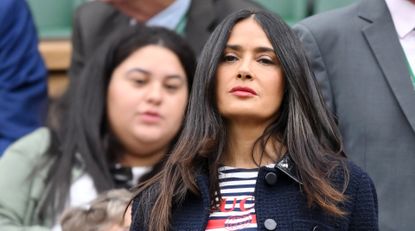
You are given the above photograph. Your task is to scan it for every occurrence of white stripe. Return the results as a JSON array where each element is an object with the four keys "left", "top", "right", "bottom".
[
  {"left": 218, "top": 164, "right": 274, "bottom": 171},
  {"left": 220, "top": 188, "right": 255, "bottom": 194},
  {"left": 218, "top": 171, "right": 258, "bottom": 179},
  {"left": 219, "top": 179, "right": 257, "bottom": 186},
  {"left": 218, "top": 166, "right": 258, "bottom": 171},
  {"left": 210, "top": 210, "right": 256, "bottom": 218}
]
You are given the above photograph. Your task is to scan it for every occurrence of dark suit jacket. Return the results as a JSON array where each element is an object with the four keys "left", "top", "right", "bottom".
[
  {"left": 131, "top": 160, "right": 378, "bottom": 230},
  {"left": 69, "top": 0, "right": 263, "bottom": 79},
  {"left": 0, "top": 0, "right": 47, "bottom": 155},
  {"left": 294, "top": 0, "right": 415, "bottom": 230}
]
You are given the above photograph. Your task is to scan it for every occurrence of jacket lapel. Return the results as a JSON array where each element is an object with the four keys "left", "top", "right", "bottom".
[
  {"left": 185, "top": 0, "right": 216, "bottom": 55},
  {"left": 359, "top": 0, "right": 415, "bottom": 133}
]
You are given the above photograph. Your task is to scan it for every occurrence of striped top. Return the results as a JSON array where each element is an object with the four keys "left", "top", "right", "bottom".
[{"left": 206, "top": 166, "right": 259, "bottom": 231}]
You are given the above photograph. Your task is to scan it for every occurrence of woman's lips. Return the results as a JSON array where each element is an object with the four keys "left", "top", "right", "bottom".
[
  {"left": 139, "top": 111, "right": 162, "bottom": 123},
  {"left": 229, "top": 86, "right": 257, "bottom": 97}
]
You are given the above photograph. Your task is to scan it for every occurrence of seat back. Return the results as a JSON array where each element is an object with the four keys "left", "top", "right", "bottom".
[
  {"left": 27, "top": 0, "right": 87, "bottom": 39},
  {"left": 313, "top": 0, "right": 358, "bottom": 14},
  {"left": 255, "top": 0, "right": 309, "bottom": 26}
]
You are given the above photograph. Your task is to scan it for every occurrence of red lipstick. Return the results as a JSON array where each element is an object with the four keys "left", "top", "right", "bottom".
[{"left": 229, "top": 86, "right": 257, "bottom": 97}]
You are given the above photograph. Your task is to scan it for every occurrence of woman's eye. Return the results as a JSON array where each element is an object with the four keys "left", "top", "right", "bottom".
[
  {"left": 165, "top": 84, "right": 179, "bottom": 90},
  {"left": 258, "top": 57, "right": 275, "bottom": 65},
  {"left": 164, "top": 84, "right": 181, "bottom": 92},
  {"left": 133, "top": 78, "right": 147, "bottom": 85},
  {"left": 222, "top": 54, "right": 238, "bottom": 62}
]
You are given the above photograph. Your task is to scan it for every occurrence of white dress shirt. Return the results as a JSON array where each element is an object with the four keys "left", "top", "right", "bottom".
[{"left": 385, "top": 0, "right": 415, "bottom": 76}]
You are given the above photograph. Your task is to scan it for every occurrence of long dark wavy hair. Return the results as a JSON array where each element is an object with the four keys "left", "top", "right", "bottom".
[
  {"left": 133, "top": 9, "right": 349, "bottom": 231},
  {"left": 37, "top": 26, "right": 196, "bottom": 221}
]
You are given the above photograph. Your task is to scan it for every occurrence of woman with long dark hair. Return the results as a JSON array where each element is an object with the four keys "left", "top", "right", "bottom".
[
  {"left": 0, "top": 26, "right": 195, "bottom": 230},
  {"left": 131, "top": 10, "right": 378, "bottom": 230}
]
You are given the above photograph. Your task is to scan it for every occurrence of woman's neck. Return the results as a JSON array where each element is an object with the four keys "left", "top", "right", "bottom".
[
  {"left": 110, "top": 0, "right": 175, "bottom": 22},
  {"left": 222, "top": 120, "right": 282, "bottom": 168},
  {"left": 118, "top": 146, "right": 166, "bottom": 167}
]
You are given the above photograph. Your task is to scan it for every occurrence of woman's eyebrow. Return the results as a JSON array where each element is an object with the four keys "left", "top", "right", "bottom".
[
  {"left": 225, "top": 44, "right": 242, "bottom": 51},
  {"left": 126, "top": 67, "right": 150, "bottom": 75},
  {"left": 165, "top": 75, "right": 185, "bottom": 80},
  {"left": 225, "top": 44, "right": 274, "bottom": 53},
  {"left": 254, "top": 47, "right": 275, "bottom": 53},
  {"left": 125, "top": 68, "right": 184, "bottom": 80}
]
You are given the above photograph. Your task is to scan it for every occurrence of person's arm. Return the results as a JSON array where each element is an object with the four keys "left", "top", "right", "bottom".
[
  {"left": 0, "top": 0, "right": 48, "bottom": 155},
  {"left": 293, "top": 23, "right": 335, "bottom": 114},
  {"left": 0, "top": 128, "right": 51, "bottom": 231}
]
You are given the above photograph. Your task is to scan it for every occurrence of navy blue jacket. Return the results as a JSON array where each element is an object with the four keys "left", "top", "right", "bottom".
[
  {"left": 0, "top": 0, "right": 47, "bottom": 155},
  {"left": 131, "top": 157, "right": 378, "bottom": 230}
]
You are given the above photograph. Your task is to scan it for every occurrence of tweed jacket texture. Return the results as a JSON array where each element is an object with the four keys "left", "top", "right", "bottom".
[{"left": 131, "top": 159, "right": 378, "bottom": 230}]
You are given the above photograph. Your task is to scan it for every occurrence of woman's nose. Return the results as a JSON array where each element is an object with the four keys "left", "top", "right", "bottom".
[
  {"left": 236, "top": 59, "right": 253, "bottom": 80},
  {"left": 146, "top": 83, "right": 163, "bottom": 105}
]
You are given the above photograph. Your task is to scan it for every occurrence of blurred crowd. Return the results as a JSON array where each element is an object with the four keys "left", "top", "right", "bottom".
[{"left": 0, "top": 0, "right": 414, "bottom": 230}]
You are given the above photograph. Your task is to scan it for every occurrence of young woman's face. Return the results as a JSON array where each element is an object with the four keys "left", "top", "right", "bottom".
[
  {"left": 216, "top": 18, "right": 285, "bottom": 124},
  {"left": 107, "top": 45, "right": 188, "bottom": 160}
]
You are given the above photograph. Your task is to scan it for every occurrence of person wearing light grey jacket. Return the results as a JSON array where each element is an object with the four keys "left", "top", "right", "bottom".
[
  {"left": 0, "top": 26, "right": 196, "bottom": 230},
  {"left": 0, "top": 128, "right": 79, "bottom": 231}
]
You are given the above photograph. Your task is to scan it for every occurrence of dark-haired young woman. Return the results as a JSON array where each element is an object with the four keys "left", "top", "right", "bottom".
[
  {"left": 0, "top": 26, "right": 195, "bottom": 230},
  {"left": 130, "top": 10, "right": 378, "bottom": 231}
]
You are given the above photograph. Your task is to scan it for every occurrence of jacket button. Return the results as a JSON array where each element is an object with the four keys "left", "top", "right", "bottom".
[
  {"left": 265, "top": 172, "right": 277, "bottom": 185},
  {"left": 264, "top": 218, "right": 277, "bottom": 230},
  {"left": 312, "top": 225, "right": 319, "bottom": 231}
]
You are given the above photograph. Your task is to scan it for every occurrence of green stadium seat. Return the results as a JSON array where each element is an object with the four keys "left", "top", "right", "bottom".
[
  {"left": 72, "top": 0, "right": 87, "bottom": 8},
  {"left": 313, "top": 0, "right": 358, "bottom": 14},
  {"left": 27, "top": 0, "right": 87, "bottom": 39},
  {"left": 254, "top": 0, "right": 309, "bottom": 26}
]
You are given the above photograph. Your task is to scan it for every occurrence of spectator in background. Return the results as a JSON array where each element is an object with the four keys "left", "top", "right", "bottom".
[
  {"left": 294, "top": 0, "right": 415, "bottom": 229},
  {"left": 69, "top": 0, "right": 264, "bottom": 80},
  {"left": 0, "top": 26, "right": 195, "bottom": 230},
  {"left": 131, "top": 9, "right": 378, "bottom": 231},
  {"left": 0, "top": 0, "right": 48, "bottom": 155},
  {"left": 60, "top": 189, "right": 132, "bottom": 231}
]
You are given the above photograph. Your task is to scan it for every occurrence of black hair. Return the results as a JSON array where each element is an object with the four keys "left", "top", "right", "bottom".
[
  {"left": 133, "top": 9, "right": 348, "bottom": 231},
  {"left": 38, "top": 25, "right": 196, "bottom": 220}
]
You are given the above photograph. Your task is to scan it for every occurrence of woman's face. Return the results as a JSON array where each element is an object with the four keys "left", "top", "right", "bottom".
[
  {"left": 216, "top": 17, "right": 285, "bottom": 125},
  {"left": 107, "top": 45, "right": 188, "bottom": 162}
]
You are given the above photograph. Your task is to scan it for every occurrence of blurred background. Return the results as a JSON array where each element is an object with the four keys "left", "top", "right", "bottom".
[{"left": 27, "top": 0, "right": 357, "bottom": 99}]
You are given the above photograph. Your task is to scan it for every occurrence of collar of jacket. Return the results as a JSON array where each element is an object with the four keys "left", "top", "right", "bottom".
[
  {"left": 275, "top": 154, "right": 302, "bottom": 184},
  {"left": 196, "top": 154, "right": 302, "bottom": 193}
]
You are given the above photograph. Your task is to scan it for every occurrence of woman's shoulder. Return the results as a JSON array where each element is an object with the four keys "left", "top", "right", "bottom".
[
  {"left": 331, "top": 160, "right": 376, "bottom": 193},
  {"left": 329, "top": 160, "right": 377, "bottom": 205},
  {"left": 1, "top": 127, "right": 52, "bottom": 163},
  {"left": 0, "top": 128, "right": 55, "bottom": 230},
  {"left": 345, "top": 161, "right": 376, "bottom": 191},
  {"left": 342, "top": 161, "right": 378, "bottom": 214},
  {"left": 5, "top": 127, "right": 51, "bottom": 156},
  {"left": 341, "top": 162, "right": 378, "bottom": 229}
]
